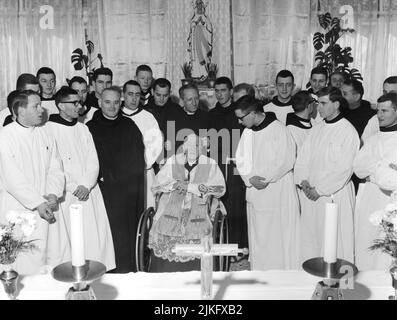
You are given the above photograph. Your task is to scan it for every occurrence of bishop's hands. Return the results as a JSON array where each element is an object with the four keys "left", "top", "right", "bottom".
[
  {"left": 300, "top": 180, "right": 320, "bottom": 201},
  {"left": 249, "top": 176, "right": 269, "bottom": 190},
  {"left": 173, "top": 180, "right": 188, "bottom": 195},
  {"left": 73, "top": 185, "right": 90, "bottom": 201},
  {"left": 37, "top": 202, "right": 56, "bottom": 224}
]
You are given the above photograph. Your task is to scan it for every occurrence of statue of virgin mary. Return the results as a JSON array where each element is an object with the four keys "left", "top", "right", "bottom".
[{"left": 187, "top": 0, "right": 213, "bottom": 81}]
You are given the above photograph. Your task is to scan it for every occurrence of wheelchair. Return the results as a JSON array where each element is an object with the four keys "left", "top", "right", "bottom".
[{"left": 135, "top": 193, "right": 230, "bottom": 272}]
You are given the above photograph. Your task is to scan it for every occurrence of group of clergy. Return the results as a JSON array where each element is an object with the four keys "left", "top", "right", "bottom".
[{"left": 1, "top": 63, "right": 397, "bottom": 275}]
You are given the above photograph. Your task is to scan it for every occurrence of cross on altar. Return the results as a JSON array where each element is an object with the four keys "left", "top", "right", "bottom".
[{"left": 172, "top": 231, "right": 248, "bottom": 300}]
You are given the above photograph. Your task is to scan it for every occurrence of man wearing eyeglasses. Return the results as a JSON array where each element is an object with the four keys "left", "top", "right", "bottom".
[
  {"left": 234, "top": 96, "right": 300, "bottom": 270},
  {"left": 44, "top": 86, "right": 116, "bottom": 272}
]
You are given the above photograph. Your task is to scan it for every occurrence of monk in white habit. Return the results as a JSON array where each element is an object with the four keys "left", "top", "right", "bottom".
[
  {"left": 121, "top": 80, "right": 163, "bottom": 208},
  {"left": 354, "top": 93, "right": 397, "bottom": 270},
  {"left": 45, "top": 87, "right": 115, "bottom": 271},
  {"left": 149, "top": 133, "right": 225, "bottom": 272},
  {"left": 294, "top": 87, "right": 359, "bottom": 263},
  {"left": 235, "top": 96, "right": 300, "bottom": 270},
  {"left": 0, "top": 90, "right": 64, "bottom": 275}
]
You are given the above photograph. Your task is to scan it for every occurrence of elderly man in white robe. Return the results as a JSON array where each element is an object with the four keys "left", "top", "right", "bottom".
[
  {"left": 294, "top": 87, "right": 359, "bottom": 264},
  {"left": 0, "top": 90, "right": 64, "bottom": 275},
  {"left": 121, "top": 80, "right": 163, "bottom": 209},
  {"left": 148, "top": 133, "right": 225, "bottom": 272},
  {"left": 354, "top": 93, "right": 397, "bottom": 270},
  {"left": 44, "top": 86, "right": 115, "bottom": 271},
  {"left": 235, "top": 96, "right": 300, "bottom": 270}
]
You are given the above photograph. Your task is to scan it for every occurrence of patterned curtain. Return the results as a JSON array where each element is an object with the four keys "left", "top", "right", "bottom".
[
  {"left": 313, "top": 0, "right": 397, "bottom": 102},
  {"left": 0, "top": 0, "right": 85, "bottom": 106},
  {"left": 232, "top": 0, "right": 312, "bottom": 96}
]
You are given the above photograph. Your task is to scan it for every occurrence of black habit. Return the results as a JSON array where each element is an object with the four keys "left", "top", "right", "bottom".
[{"left": 87, "top": 110, "right": 146, "bottom": 273}]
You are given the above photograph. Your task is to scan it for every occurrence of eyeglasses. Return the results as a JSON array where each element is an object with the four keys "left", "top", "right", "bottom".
[
  {"left": 237, "top": 112, "right": 252, "bottom": 120},
  {"left": 60, "top": 100, "right": 81, "bottom": 107}
]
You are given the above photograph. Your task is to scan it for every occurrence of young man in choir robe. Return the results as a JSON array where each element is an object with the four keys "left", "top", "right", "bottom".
[
  {"left": 84, "top": 67, "right": 113, "bottom": 122},
  {"left": 135, "top": 64, "right": 153, "bottom": 107},
  {"left": 148, "top": 133, "right": 225, "bottom": 272},
  {"left": 235, "top": 96, "right": 300, "bottom": 270},
  {"left": 0, "top": 90, "right": 64, "bottom": 275},
  {"left": 0, "top": 74, "right": 41, "bottom": 127},
  {"left": 87, "top": 86, "right": 146, "bottom": 273},
  {"left": 341, "top": 80, "right": 376, "bottom": 193},
  {"left": 286, "top": 91, "right": 316, "bottom": 153},
  {"left": 294, "top": 87, "right": 359, "bottom": 263},
  {"left": 68, "top": 76, "right": 89, "bottom": 122},
  {"left": 353, "top": 93, "right": 397, "bottom": 270},
  {"left": 361, "top": 76, "right": 397, "bottom": 143},
  {"left": 307, "top": 67, "right": 328, "bottom": 124},
  {"left": 36, "top": 67, "right": 59, "bottom": 120},
  {"left": 170, "top": 84, "right": 210, "bottom": 156},
  {"left": 44, "top": 86, "right": 115, "bottom": 271},
  {"left": 263, "top": 70, "right": 295, "bottom": 125},
  {"left": 121, "top": 80, "right": 163, "bottom": 208}
]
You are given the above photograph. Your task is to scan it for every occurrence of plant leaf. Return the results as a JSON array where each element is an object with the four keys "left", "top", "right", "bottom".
[
  {"left": 86, "top": 40, "right": 94, "bottom": 54},
  {"left": 318, "top": 12, "right": 332, "bottom": 29},
  {"left": 313, "top": 32, "right": 325, "bottom": 51}
]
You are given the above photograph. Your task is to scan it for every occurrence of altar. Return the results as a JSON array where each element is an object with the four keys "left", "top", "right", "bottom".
[{"left": 0, "top": 270, "right": 394, "bottom": 300}]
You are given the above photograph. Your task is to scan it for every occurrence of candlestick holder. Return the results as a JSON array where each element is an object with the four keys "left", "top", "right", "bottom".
[
  {"left": 51, "top": 260, "right": 106, "bottom": 300},
  {"left": 302, "top": 257, "right": 358, "bottom": 300}
]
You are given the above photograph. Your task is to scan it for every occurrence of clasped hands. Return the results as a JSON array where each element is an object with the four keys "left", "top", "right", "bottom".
[
  {"left": 249, "top": 176, "right": 269, "bottom": 190},
  {"left": 300, "top": 180, "right": 320, "bottom": 201},
  {"left": 73, "top": 185, "right": 90, "bottom": 201},
  {"left": 173, "top": 180, "right": 188, "bottom": 195},
  {"left": 38, "top": 194, "right": 58, "bottom": 224}
]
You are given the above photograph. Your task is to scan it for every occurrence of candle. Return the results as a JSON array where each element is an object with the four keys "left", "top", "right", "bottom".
[
  {"left": 323, "top": 197, "right": 338, "bottom": 264},
  {"left": 70, "top": 204, "right": 85, "bottom": 267}
]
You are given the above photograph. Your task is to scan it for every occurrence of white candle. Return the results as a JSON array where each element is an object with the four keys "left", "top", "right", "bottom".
[
  {"left": 323, "top": 198, "right": 338, "bottom": 264},
  {"left": 70, "top": 204, "right": 85, "bottom": 267}
]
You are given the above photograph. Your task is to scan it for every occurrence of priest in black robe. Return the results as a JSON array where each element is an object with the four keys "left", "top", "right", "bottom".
[
  {"left": 208, "top": 79, "right": 251, "bottom": 259},
  {"left": 87, "top": 86, "right": 146, "bottom": 273}
]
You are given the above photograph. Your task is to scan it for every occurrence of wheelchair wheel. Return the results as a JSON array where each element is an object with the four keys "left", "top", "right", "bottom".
[
  {"left": 212, "top": 210, "right": 230, "bottom": 271},
  {"left": 135, "top": 207, "right": 156, "bottom": 272}
]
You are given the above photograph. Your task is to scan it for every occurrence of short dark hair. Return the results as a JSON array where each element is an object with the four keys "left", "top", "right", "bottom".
[
  {"left": 377, "top": 92, "right": 397, "bottom": 110},
  {"left": 102, "top": 86, "right": 122, "bottom": 97},
  {"left": 11, "top": 90, "right": 41, "bottom": 117},
  {"left": 16, "top": 74, "right": 40, "bottom": 91},
  {"left": 233, "top": 83, "right": 255, "bottom": 98},
  {"left": 215, "top": 77, "right": 233, "bottom": 90},
  {"left": 330, "top": 71, "right": 346, "bottom": 79},
  {"left": 179, "top": 83, "right": 199, "bottom": 99},
  {"left": 123, "top": 80, "right": 141, "bottom": 93},
  {"left": 153, "top": 78, "right": 171, "bottom": 91},
  {"left": 317, "top": 86, "right": 348, "bottom": 110},
  {"left": 36, "top": 67, "right": 56, "bottom": 79},
  {"left": 54, "top": 86, "right": 78, "bottom": 108},
  {"left": 233, "top": 95, "right": 262, "bottom": 114},
  {"left": 310, "top": 67, "right": 328, "bottom": 80},
  {"left": 68, "top": 76, "right": 87, "bottom": 87},
  {"left": 7, "top": 90, "right": 20, "bottom": 114},
  {"left": 343, "top": 79, "right": 364, "bottom": 98},
  {"left": 291, "top": 91, "right": 314, "bottom": 113},
  {"left": 93, "top": 67, "right": 113, "bottom": 82},
  {"left": 136, "top": 64, "right": 153, "bottom": 76},
  {"left": 276, "top": 70, "right": 295, "bottom": 84},
  {"left": 384, "top": 76, "right": 397, "bottom": 85}
]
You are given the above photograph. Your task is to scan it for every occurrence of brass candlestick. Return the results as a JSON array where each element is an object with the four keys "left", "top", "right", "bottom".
[{"left": 51, "top": 260, "right": 106, "bottom": 300}]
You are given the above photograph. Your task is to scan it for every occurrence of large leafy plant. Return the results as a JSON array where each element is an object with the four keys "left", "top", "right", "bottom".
[
  {"left": 71, "top": 40, "right": 104, "bottom": 85},
  {"left": 312, "top": 11, "right": 363, "bottom": 84}
]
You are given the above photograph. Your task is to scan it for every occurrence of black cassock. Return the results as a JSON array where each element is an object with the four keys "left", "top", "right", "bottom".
[
  {"left": 208, "top": 103, "right": 249, "bottom": 250},
  {"left": 87, "top": 110, "right": 146, "bottom": 273}
]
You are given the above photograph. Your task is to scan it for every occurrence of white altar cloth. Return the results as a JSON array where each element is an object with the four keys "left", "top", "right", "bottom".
[{"left": 0, "top": 270, "right": 394, "bottom": 300}]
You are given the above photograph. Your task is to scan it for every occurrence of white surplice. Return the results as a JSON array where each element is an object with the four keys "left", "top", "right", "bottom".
[
  {"left": 361, "top": 115, "right": 379, "bottom": 143},
  {"left": 263, "top": 102, "right": 294, "bottom": 125},
  {"left": 0, "top": 107, "right": 10, "bottom": 127},
  {"left": 44, "top": 119, "right": 116, "bottom": 271},
  {"left": 236, "top": 117, "right": 300, "bottom": 270},
  {"left": 122, "top": 107, "right": 164, "bottom": 208},
  {"left": 353, "top": 129, "right": 397, "bottom": 270},
  {"left": 0, "top": 122, "right": 65, "bottom": 275},
  {"left": 294, "top": 116, "right": 359, "bottom": 263}
]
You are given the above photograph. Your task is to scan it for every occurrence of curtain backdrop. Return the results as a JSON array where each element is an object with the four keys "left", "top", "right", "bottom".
[
  {"left": 0, "top": 0, "right": 85, "bottom": 106},
  {"left": 313, "top": 0, "right": 397, "bottom": 102}
]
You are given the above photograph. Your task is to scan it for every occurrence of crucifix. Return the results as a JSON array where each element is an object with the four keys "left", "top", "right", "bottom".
[{"left": 172, "top": 230, "right": 248, "bottom": 300}]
